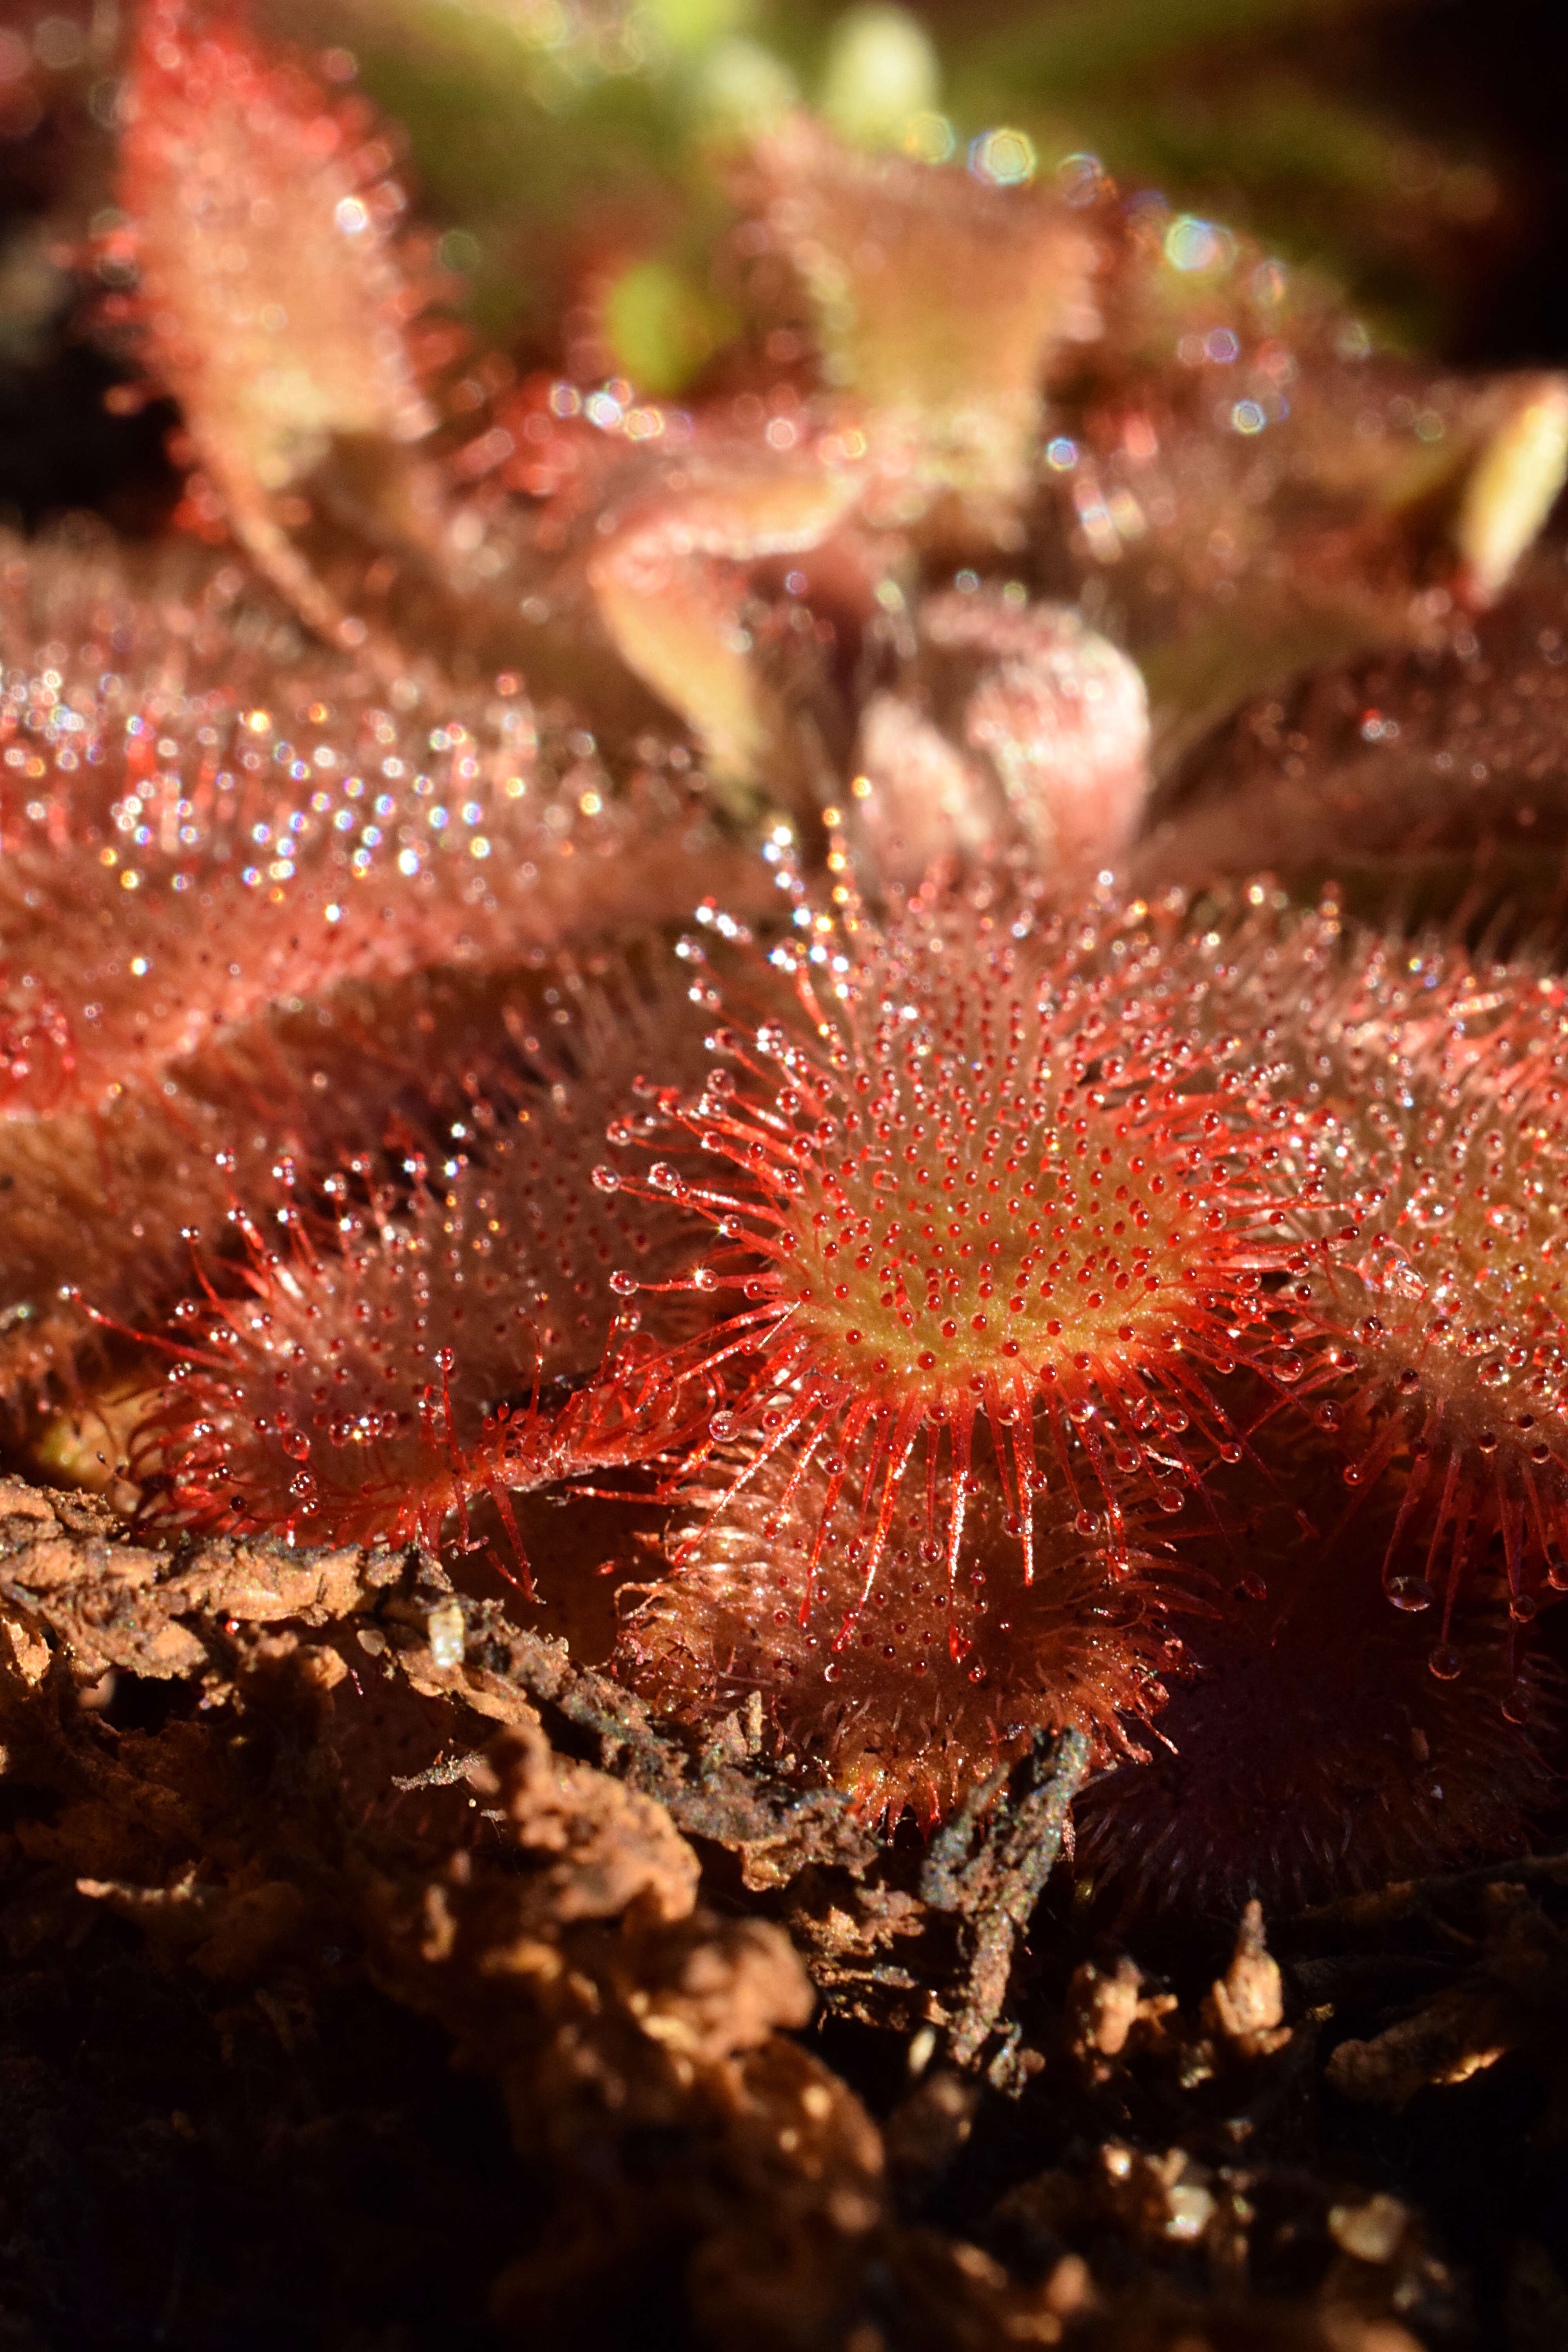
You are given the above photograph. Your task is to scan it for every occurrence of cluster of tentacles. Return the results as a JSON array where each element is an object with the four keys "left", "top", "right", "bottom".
[{"left": 7, "top": 0, "right": 1568, "bottom": 1916}]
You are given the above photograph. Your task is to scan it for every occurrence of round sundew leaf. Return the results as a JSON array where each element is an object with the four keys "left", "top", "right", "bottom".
[
  {"left": 0, "top": 531, "right": 770, "bottom": 1120},
  {"left": 1185, "top": 892, "right": 1568, "bottom": 1618},
  {"left": 129, "top": 946, "right": 729, "bottom": 1551},
  {"left": 1075, "top": 1443, "right": 1560, "bottom": 1913},
  {"left": 622, "top": 1418, "right": 1180, "bottom": 1829},
  {"left": 608, "top": 882, "right": 1329, "bottom": 1600}
]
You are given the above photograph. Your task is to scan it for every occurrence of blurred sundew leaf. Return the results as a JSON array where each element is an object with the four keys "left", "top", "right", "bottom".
[
  {"left": 254, "top": 0, "right": 1511, "bottom": 409},
  {"left": 1455, "top": 381, "right": 1568, "bottom": 601}
]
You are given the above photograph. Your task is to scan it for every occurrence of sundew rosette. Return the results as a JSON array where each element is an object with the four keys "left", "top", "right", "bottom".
[{"left": 0, "top": 535, "right": 763, "bottom": 1118}]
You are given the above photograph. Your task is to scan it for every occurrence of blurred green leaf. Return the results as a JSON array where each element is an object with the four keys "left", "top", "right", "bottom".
[
  {"left": 819, "top": 5, "right": 940, "bottom": 148},
  {"left": 956, "top": 0, "right": 1410, "bottom": 98},
  {"left": 602, "top": 254, "right": 733, "bottom": 391}
]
